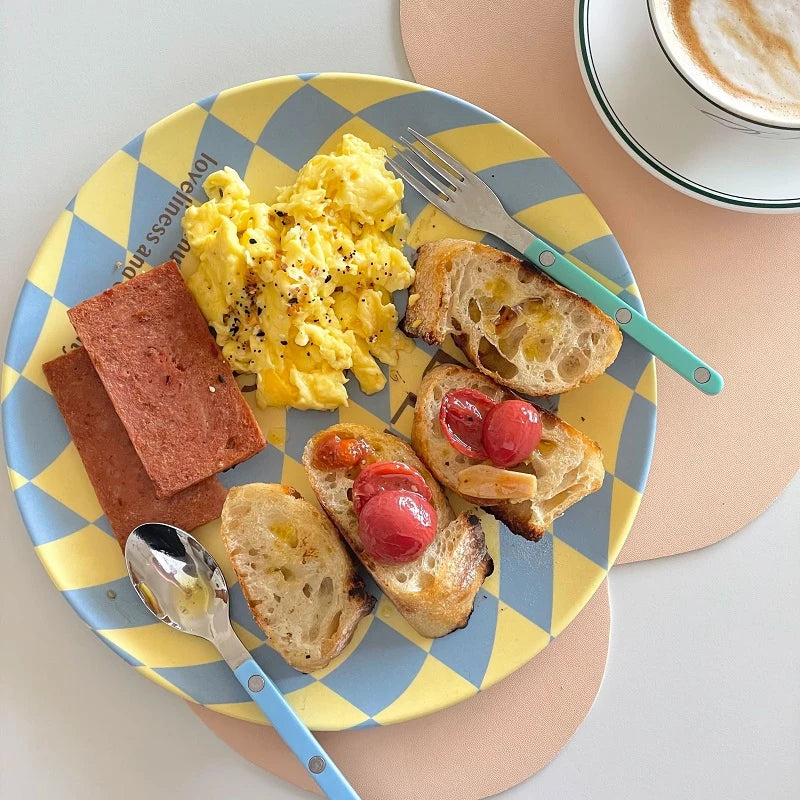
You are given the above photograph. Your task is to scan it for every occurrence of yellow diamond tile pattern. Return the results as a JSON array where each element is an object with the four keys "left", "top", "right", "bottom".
[
  {"left": 551, "top": 538, "right": 607, "bottom": 637},
  {"left": 135, "top": 666, "right": 196, "bottom": 702},
  {"left": 372, "top": 654, "right": 476, "bottom": 726},
  {"left": 211, "top": 76, "right": 304, "bottom": 142},
  {"left": 1, "top": 365, "right": 21, "bottom": 402},
  {"left": 231, "top": 622, "right": 265, "bottom": 652},
  {"left": 567, "top": 252, "right": 625, "bottom": 295},
  {"left": 477, "top": 512, "right": 501, "bottom": 598},
  {"left": 243, "top": 146, "right": 297, "bottom": 203},
  {"left": 280, "top": 454, "right": 317, "bottom": 503},
  {"left": 205, "top": 700, "right": 270, "bottom": 726},
  {"left": 516, "top": 193, "right": 612, "bottom": 253},
  {"left": 608, "top": 478, "right": 643, "bottom": 564},
  {"left": 139, "top": 103, "right": 210, "bottom": 187},
  {"left": 428, "top": 122, "right": 548, "bottom": 172},
  {"left": 7, "top": 467, "right": 28, "bottom": 490},
  {"left": 636, "top": 359, "right": 658, "bottom": 404},
  {"left": 373, "top": 595, "right": 434, "bottom": 653},
  {"left": 338, "top": 397, "right": 386, "bottom": 432},
  {"left": 73, "top": 151, "right": 138, "bottom": 247},
  {"left": 407, "top": 203, "right": 484, "bottom": 249},
  {"left": 98, "top": 622, "right": 221, "bottom": 669},
  {"left": 32, "top": 442, "right": 103, "bottom": 522},
  {"left": 556, "top": 373, "right": 634, "bottom": 475},
  {"left": 285, "top": 681, "right": 370, "bottom": 730},
  {"left": 310, "top": 73, "right": 423, "bottom": 114},
  {"left": 20, "top": 298, "right": 74, "bottom": 392},
  {"left": 36, "top": 525, "right": 128, "bottom": 591},
  {"left": 481, "top": 602, "right": 550, "bottom": 689},
  {"left": 27, "top": 210, "right": 73, "bottom": 295},
  {"left": 190, "top": 518, "right": 236, "bottom": 588},
  {"left": 312, "top": 614, "right": 376, "bottom": 680},
  {"left": 318, "top": 117, "right": 399, "bottom": 161}
]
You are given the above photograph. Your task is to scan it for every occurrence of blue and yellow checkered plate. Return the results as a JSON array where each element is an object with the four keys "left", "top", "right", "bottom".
[{"left": 2, "top": 74, "right": 656, "bottom": 731}]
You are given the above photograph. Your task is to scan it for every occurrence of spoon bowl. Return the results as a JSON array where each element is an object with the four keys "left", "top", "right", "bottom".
[{"left": 125, "top": 522, "right": 227, "bottom": 641}]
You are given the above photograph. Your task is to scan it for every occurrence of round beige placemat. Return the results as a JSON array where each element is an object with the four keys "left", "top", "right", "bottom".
[
  {"left": 192, "top": 579, "right": 610, "bottom": 799},
  {"left": 191, "top": 3, "right": 799, "bottom": 793},
  {"left": 400, "top": 0, "right": 800, "bottom": 562}
]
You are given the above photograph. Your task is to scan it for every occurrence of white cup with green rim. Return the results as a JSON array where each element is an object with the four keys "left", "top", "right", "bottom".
[
  {"left": 647, "top": 0, "right": 800, "bottom": 140},
  {"left": 576, "top": 0, "right": 800, "bottom": 211}
]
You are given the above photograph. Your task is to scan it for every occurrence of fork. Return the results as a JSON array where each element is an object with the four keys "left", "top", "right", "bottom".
[{"left": 387, "top": 128, "right": 723, "bottom": 396}]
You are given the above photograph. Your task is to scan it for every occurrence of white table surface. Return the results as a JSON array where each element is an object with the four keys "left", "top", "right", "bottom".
[{"left": 1, "top": 1, "right": 798, "bottom": 798}]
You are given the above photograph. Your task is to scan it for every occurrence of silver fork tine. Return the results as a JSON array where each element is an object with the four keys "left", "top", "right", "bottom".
[
  {"left": 398, "top": 136, "right": 459, "bottom": 189},
  {"left": 385, "top": 156, "right": 450, "bottom": 206},
  {"left": 407, "top": 127, "right": 470, "bottom": 180}
]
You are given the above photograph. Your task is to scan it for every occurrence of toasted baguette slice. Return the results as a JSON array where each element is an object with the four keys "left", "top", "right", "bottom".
[
  {"left": 302, "top": 424, "right": 493, "bottom": 639},
  {"left": 413, "top": 365, "right": 604, "bottom": 541},
  {"left": 221, "top": 483, "right": 375, "bottom": 672},
  {"left": 403, "top": 239, "right": 622, "bottom": 396}
]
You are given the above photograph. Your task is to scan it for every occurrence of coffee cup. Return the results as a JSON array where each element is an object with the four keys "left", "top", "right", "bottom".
[{"left": 647, "top": 0, "right": 800, "bottom": 139}]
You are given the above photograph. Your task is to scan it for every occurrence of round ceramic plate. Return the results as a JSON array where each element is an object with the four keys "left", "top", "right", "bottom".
[
  {"left": 576, "top": 0, "right": 800, "bottom": 212},
  {"left": 2, "top": 73, "right": 655, "bottom": 731}
]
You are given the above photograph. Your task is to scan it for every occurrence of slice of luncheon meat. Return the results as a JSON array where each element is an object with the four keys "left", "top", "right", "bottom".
[
  {"left": 43, "top": 347, "right": 227, "bottom": 546},
  {"left": 68, "top": 261, "right": 264, "bottom": 498}
]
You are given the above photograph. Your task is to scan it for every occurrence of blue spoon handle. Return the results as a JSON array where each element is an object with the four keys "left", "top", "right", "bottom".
[
  {"left": 233, "top": 659, "right": 360, "bottom": 799},
  {"left": 522, "top": 239, "right": 724, "bottom": 395}
]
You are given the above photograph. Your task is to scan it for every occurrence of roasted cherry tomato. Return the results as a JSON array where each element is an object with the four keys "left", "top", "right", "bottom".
[
  {"left": 352, "top": 461, "right": 433, "bottom": 516},
  {"left": 313, "top": 434, "right": 375, "bottom": 470},
  {"left": 358, "top": 490, "right": 437, "bottom": 564},
  {"left": 482, "top": 400, "right": 542, "bottom": 468},
  {"left": 439, "top": 389, "right": 496, "bottom": 459}
]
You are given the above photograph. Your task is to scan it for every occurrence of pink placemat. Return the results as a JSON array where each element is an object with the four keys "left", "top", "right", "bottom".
[
  {"left": 192, "top": 579, "right": 610, "bottom": 799},
  {"left": 191, "top": 2, "right": 799, "bottom": 795},
  {"left": 400, "top": 0, "right": 800, "bottom": 563}
]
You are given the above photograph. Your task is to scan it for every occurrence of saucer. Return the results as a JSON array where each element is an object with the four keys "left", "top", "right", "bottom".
[{"left": 575, "top": 0, "right": 800, "bottom": 212}]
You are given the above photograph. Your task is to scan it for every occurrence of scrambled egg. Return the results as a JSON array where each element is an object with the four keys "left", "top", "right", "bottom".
[{"left": 181, "top": 134, "right": 413, "bottom": 410}]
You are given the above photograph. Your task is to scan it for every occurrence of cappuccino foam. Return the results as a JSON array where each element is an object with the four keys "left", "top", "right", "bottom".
[{"left": 659, "top": 0, "right": 800, "bottom": 126}]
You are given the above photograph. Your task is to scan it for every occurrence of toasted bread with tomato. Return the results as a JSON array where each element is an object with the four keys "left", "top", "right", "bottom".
[
  {"left": 403, "top": 239, "right": 621, "bottom": 396},
  {"left": 221, "top": 483, "right": 375, "bottom": 672},
  {"left": 302, "top": 424, "right": 493, "bottom": 639},
  {"left": 413, "top": 365, "right": 604, "bottom": 541}
]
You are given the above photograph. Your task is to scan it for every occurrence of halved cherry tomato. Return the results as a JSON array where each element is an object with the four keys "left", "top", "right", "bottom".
[
  {"left": 352, "top": 461, "right": 433, "bottom": 515},
  {"left": 313, "top": 434, "right": 375, "bottom": 470},
  {"left": 358, "top": 490, "right": 437, "bottom": 564},
  {"left": 439, "top": 389, "right": 497, "bottom": 459},
  {"left": 482, "top": 400, "right": 542, "bottom": 468}
]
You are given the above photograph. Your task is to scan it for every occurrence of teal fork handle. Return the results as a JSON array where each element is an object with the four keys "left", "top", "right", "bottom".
[
  {"left": 233, "top": 659, "right": 360, "bottom": 799},
  {"left": 523, "top": 240, "right": 723, "bottom": 395}
]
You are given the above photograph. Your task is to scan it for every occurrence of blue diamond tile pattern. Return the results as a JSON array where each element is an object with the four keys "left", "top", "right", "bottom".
[
  {"left": 63, "top": 577, "right": 159, "bottom": 631},
  {"left": 196, "top": 114, "right": 256, "bottom": 178},
  {"left": 498, "top": 528, "right": 554, "bottom": 632},
  {"left": 4, "top": 378, "right": 72, "bottom": 480},
  {"left": 321, "top": 618, "right": 428, "bottom": 717},
  {"left": 570, "top": 235, "right": 633, "bottom": 288},
  {"left": 614, "top": 393, "right": 657, "bottom": 493},
  {"left": 429, "top": 592, "right": 499, "bottom": 686},
  {"left": 15, "top": 482, "right": 89, "bottom": 545},
  {"left": 258, "top": 85, "right": 352, "bottom": 170},
  {"left": 553, "top": 473, "right": 614, "bottom": 569},
  {"left": 477, "top": 159, "right": 580, "bottom": 215},
  {"left": 155, "top": 659, "right": 250, "bottom": 705},
  {"left": 217, "top": 444, "right": 284, "bottom": 490},
  {"left": 55, "top": 216, "right": 126, "bottom": 307},
  {"left": 5, "top": 282, "right": 52, "bottom": 372}
]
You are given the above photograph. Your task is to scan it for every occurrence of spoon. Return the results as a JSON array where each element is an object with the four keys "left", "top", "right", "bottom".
[{"left": 125, "top": 522, "right": 361, "bottom": 800}]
